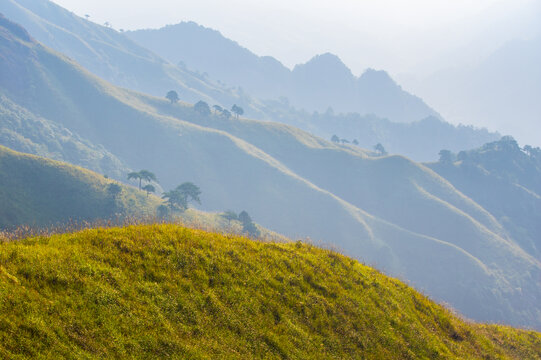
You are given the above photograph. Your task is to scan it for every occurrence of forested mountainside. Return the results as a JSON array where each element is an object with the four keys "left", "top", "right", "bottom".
[{"left": 428, "top": 137, "right": 541, "bottom": 260}]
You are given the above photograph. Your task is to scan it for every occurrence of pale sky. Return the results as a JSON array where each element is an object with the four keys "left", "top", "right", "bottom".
[{"left": 52, "top": 0, "right": 540, "bottom": 78}]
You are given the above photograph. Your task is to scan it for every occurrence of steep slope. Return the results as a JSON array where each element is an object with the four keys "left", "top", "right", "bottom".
[
  {"left": 0, "top": 145, "right": 159, "bottom": 229},
  {"left": 1, "top": 225, "right": 540, "bottom": 359},
  {"left": 427, "top": 137, "right": 541, "bottom": 260},
  {"left": 0, "top": 94, "right": 130, "bottom": 179},
  {"left": 0, "top": 1, "right": 494, "bottom": 160},
  {"left": 0, "top": 0, "right": 265, "bottom": 116},
  {"left": 128, "top": 23, "right": 439, "bottom": 123},
  {"left": 1, "top": 15, "right": 540, "bottom": 329}
]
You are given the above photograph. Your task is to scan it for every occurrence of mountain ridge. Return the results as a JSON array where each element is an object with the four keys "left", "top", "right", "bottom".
[{"left": 127, "top": 21, "right": 441, "bottom": 123}]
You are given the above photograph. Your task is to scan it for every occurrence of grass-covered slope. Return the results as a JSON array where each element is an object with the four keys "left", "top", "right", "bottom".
[
  {"left": 0, "top": 15, "right": 539, "bottom": 329},
  {"left": 0, "top": 0, "right": 264, "bottom": 115},
  {"left": 0, "top": 94, "right": 130, "bottom": 179},
  {"left": 0, "top": 145, "right": 159, "bottom": 229},
  {"left": 0, "top": 224, "right": 540, "bottom": 359}
]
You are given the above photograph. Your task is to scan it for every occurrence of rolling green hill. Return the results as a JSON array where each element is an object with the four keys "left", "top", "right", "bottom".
[
  {"left": 0, "top": 14, "right": 539, "bottom": 330},
  {"left": 0, "top": 224, "right": 540, "bottom": 359},
  {"left": 0, "top": 145, "right": 159, "bottom": 229}
]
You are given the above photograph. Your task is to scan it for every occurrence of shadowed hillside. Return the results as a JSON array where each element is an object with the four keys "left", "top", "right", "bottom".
[
  {"left": 0, "top": 145, "right": 159, "bottom": 229},
  {"left": 0, "top": 14, "right": 540, "bottom": 329},
  {"left": 0, "top": 0, "right": 266, "bottom": 117},
  {"left": 0, "top": 224, "right": 540, "bottom": 359},
  {"left": 0, "top": 94, "right": 130, "bottom": 179},
  {"left": 428, "top": 137, "right": 541, "bottom": 260}
]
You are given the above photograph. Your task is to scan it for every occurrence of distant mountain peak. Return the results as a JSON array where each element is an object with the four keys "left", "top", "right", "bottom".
[
  {"left": 293, "top": 52, "right": 354, "bottom": 80},
  {"left": 359, "top": 68, "right": 397, "bottom": 87}
]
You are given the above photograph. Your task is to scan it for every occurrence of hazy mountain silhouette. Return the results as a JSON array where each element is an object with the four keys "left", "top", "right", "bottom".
[
  {"left": 128, "top": 22, "right": 440, "bottom": 123},
  {"left": 0, "top": 0, "right": 498, "bottom": 162}
]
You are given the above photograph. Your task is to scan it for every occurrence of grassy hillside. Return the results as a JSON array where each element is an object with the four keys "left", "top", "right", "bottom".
[
  {"left": 0, "top": 93, "right": 130, "bottom": 179},
  {"left": 0, "top": 224, "right": 540, "bottom": 359},
  {"left": 0, "top": 0, "right": 265, "bottom": 117},
  {"left": 427, "top": 137, "right": 541, "bottom": 260},
  {"left": 0, "top": 145, "right": 159, "bottom": 229},
  {"left": 1, "top": 14, "right": 540, "bottom": 330}
]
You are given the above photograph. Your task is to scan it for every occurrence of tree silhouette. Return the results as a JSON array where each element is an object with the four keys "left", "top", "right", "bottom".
[
  {"left": 340, "top": 139, "right": 350, "bottom": 144},
  {"left": 238, "top": 210, "right": 260, "bottom": 237},
  {"left": 106, "top": 183, "right": 122, "bottom": 214},
  {"left": 220, "top": 210, "right": 238, "bottom": 225},
  {"left": 352, "top": 139, "right": 359, "bottom": 145},
  {"left": 142, "top": 184, "right": 156, "bottom": 197},
  {"left": 243, "top": 222, "right": 260, "bottom": 237},
  {"left": 157, "top": 204, "right": 170, "bottom": 218},
  {"left": 221, "top": 109, "right": 232, "bottom": 120},
  {"left": 238, "top": 211, "right": 252, "bottom": 226},
  {"left": 194, "top": 101, "right": 211, "bottom": 116},
  {"left": 106, "top": 183, "right": 122, "bottom": 198},
  {"left": 166, "top": 90, "right": 179, "bottom": 104},
  {"left": 139, "top": 170, "right": 157, "bottom": 185},
  {"left": 231, "top": 104, "right": 244, "bottom": 119},
  {"left": 127, "top": 171, "right": 143, "bottom": 190},
  {"left": 438, "top": 150, "right": 454, "bottom": 164},
  {"left": 128, "top": 170, "right": 157, "bottom": 190},
  {"left": 177, "top": 182, "right": 201, "bottom": 205},
  {"left": 162, "top": 190, "right": 187, "bottom": 212},
  {"left": 374, "top": 143, "right": 388, "bottom": 156},
  {"left": 331, "top": 135, "right": 340, "bottom": 143},
  {"left": 213, "top": 105, "right": 223, "bottom": 114}
]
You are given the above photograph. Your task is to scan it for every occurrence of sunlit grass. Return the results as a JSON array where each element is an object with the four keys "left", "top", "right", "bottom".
[{"left": 0, "top": 224, "right": 539, "bottom": 359}]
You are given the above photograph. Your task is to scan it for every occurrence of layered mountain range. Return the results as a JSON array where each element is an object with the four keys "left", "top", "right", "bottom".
[{"left": 0, "top": 11, "right": 539, "bottom": 331}]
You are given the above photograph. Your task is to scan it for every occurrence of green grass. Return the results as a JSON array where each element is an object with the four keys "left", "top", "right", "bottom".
[
  {"left": 0, "top": 224, "right": 539, "bottom": 359},
  {"left": 0, "top": 145, "right": 160, "bottom": 229}
]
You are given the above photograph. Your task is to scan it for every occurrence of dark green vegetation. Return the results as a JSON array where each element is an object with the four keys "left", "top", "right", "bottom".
[
  {"left": 1, "top": 225, "right": 540, "bottom": 359},
  {"left": 0, "top": 13, "right": 539, "bottom": 329},
  {"left": 429, "top": 137, "right": 541, "bottom": 260},
  {"left": 0, "top": 145, "right": 159, "bottom": 229}
]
